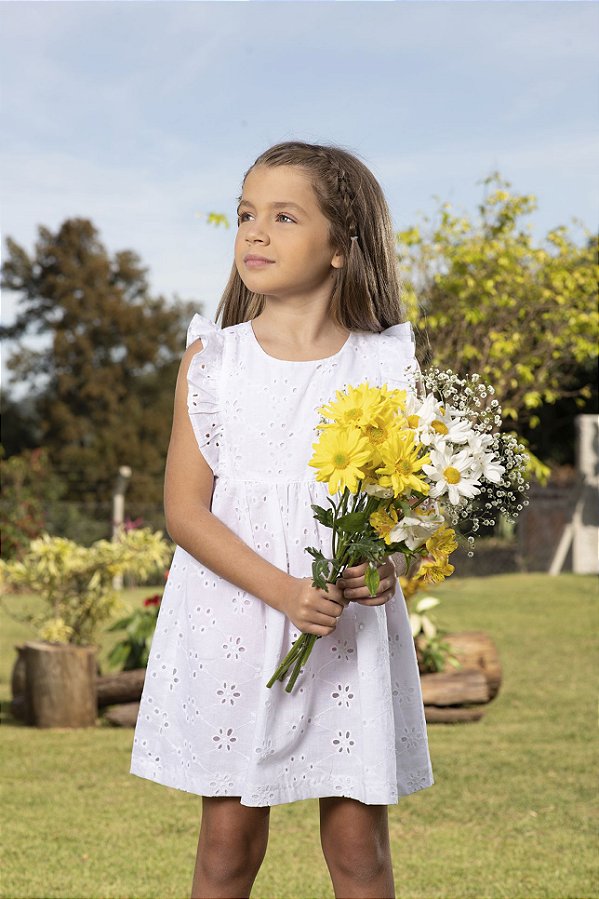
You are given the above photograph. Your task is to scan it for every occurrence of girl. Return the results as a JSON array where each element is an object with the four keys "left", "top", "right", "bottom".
[{"left": 130, "top": 141, "right": 435, "bottom": 899}]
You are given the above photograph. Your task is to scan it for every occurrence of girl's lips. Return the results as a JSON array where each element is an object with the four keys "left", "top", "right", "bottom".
[{"left": 245, "top": 258, "right": 274, "bottom": 268}]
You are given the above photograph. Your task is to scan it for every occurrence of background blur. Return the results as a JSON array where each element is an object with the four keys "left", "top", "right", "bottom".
[
  {"left": 1, "top": 5, "right": 597, "bottom": 898},
  {"left": 1, "top": 0, "right": 597, "bottom": 564},
  {"left": 2, "top": 2, "right": 596, "bottom": 336}
]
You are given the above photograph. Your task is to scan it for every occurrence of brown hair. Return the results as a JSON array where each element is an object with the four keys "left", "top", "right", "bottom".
[{"left": 214, "top": 140, "right": 407, "bottom": 332}]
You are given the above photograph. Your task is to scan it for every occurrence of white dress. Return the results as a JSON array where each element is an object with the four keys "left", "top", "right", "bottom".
[{"left": 129, "top": 313, "right": 435, "bottom": 807}]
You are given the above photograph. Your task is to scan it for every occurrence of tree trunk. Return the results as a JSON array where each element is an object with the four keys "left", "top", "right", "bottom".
[
  {"left": 96, "top": 669, "right": 146, "bottom": 707},
  {"left": 420, "top": 668, "right": 489, "bottom": 706},
  {"left": 22, "top": 641, "right": 98, "bottom": 728},
  {"left": 442, "top": 630, "right": 502, "bottom": 700}
]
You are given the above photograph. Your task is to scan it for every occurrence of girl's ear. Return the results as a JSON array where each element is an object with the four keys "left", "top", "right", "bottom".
[{"left": 331, "top": 248, "right": 345, "bottom": 269}]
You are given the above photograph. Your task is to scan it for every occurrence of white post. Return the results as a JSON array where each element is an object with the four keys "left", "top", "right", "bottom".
[
  {"left": 112, "top": 466, "right": 132, "bottom": 589},
  {"left": 572, "top": 415, "right": 599, "bottom": 575}
]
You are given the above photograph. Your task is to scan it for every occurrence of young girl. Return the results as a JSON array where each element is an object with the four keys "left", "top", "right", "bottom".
[{"left": 130, "top": 140, "right": 435, "bottom": 899}]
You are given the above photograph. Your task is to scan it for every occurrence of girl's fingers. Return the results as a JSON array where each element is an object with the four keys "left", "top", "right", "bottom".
[
  {"left": 340, "top": 557, "right": 395, "bottom": 588},
  {"left": 342, "top": 575, "right": 396, "bottom": 600}
]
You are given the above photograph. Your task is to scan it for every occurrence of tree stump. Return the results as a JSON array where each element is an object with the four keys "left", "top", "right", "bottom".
[{"left": 21, "top": 641, "right": 98, "bottom": 728}]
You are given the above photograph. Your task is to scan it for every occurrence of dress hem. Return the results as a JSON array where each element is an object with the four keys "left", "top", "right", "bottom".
[{"left": 129, "top": 757, "right": 435, "bottom": 808}]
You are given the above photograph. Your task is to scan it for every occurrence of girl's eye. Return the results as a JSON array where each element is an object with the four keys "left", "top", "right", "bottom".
[{"left": 236, "top": 212, "right": 295, "bottom": 225}]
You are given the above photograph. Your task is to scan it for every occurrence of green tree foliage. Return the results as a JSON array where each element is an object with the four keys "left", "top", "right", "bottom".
[
  {"left": 397, "top": 173, "right": 598, "bottom": 447},
  {"left": 1, "top": 219, "right": 199, "bottom": 506},
  {"left": 0, "top": 447, "right": 65, "bottom": 560}
]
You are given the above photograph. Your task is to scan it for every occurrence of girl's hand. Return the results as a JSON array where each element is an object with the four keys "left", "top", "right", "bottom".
[
  {"left": 337, "top": 557, "right": 399, "bottom": 607},
  {"left": 282, "top": 578, "right": 350, "bottom": 637}
]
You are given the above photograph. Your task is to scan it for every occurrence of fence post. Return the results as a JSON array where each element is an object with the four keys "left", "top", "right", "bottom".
[{"left": 112, "top": 466, "right": 132, "bottom": 589}]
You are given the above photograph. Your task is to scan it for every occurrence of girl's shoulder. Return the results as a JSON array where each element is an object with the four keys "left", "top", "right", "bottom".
[
  {"left": 358, "top": 320, "right": 415, "bottom": 345},
  {"left": 355, "top": 320, "right": 419, "bottom": 391},
  {"left": 186, "top": 312, "right": 226, "bottom": 349}
]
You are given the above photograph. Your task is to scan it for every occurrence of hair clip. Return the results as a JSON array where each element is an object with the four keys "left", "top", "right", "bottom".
[{"left": 350, "top": 235, "right": 359, "bottom": 242}]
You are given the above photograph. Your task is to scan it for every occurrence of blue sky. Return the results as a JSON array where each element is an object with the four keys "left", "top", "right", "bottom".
[{"left": 1, "top": 1, "right": 597, "bottom": 394}]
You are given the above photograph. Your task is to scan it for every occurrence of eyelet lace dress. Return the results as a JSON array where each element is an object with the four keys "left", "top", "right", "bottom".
[{"left": 129, "top": 313, "right": 435, "bottom": 807}]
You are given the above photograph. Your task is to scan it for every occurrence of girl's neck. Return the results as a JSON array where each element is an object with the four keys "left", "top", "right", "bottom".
[{"left": 250, "top": 311, "right": 351, "bottom": 362}]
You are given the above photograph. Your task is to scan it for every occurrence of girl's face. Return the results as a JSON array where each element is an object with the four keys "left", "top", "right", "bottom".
[{"left": 234, "top": 165, "right": 344, "bottom": 303}]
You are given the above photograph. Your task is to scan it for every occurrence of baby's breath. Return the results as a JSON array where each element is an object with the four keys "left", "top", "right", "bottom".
[{"left": 420, "top": 367, "right": 530, "bottom": 551}]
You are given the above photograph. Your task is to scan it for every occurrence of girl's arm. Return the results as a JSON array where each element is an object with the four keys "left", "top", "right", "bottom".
[{"left": 164, "top": 341, "right": 312, "bottom": 617}]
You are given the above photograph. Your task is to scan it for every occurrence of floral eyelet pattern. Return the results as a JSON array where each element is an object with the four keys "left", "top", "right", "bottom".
[{"left": 130, "top": 313, "right": 434, "bottom": 807}]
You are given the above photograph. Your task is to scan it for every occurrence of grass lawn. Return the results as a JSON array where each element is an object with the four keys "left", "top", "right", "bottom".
[{"left": 0, "top": 574, "right": 597, "bottom": 899}]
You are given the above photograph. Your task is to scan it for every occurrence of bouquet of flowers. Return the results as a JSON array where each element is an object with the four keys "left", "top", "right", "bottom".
[{"left": 266, "top": 369, "right": 529, "bottom": 693}]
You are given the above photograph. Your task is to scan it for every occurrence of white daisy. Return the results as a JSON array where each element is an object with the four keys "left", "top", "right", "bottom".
[
  {"left": 422, "top": 446, "right": 482, "bottom": 506},
  {"left": 402, "top": 392, "right": 443, "bottom": 432},
  {"left": 467, "top": 432, "right": 505, "bottom": 484},
  {"left": 421, "top": 409, "right": 475, "bottom": 449}
]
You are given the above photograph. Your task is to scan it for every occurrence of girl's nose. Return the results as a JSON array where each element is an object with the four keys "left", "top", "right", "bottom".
[{"left": 245, "top": 219, "right": 269, "bottom": 243}]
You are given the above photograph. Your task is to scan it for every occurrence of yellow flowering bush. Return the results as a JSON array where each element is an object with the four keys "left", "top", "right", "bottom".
[{"left": 0, "top": 528, "right": 173, "bottom": 646}]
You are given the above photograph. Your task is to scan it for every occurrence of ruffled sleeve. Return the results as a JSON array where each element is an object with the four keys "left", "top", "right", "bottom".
[
  {"left": 185, "top": 313, "right": 225, "bottom": 475},
  {"left": 377, "top": 320, "right": 422, "bottom": 396}
]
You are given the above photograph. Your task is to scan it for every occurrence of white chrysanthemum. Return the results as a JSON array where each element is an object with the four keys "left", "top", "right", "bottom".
[
  {"left": 422, "top": 446, "right": 482, "bottom": 506},
  {"left": 467, "top": 431, "right": 506, "bottom": 484},
  {"left": 470, "top": 451, "right": 505, "bottom": 484},
  {"left": 468, "top": 430, "right": 494, "bottom": 453},
  {"left": 420, "top": 408, "right": 475, "bottom": 448},
  {"left": 403, "top": 392, "right": 443, "bottom": 430},
  {"left": 389, "top": 507, "right": 445, "bottom": 550}
]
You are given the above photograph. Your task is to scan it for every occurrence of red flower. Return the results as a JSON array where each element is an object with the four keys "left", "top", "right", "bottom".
[{"left": 143, "top": 595, "right": 162, "bottom": 607}]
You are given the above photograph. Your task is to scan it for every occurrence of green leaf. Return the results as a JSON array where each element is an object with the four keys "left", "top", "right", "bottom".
[
  {"left": 312, "top": 558, "right": 332, "bottom": 589},
  {"left": 335, "top": 511, "right": 368, "bottom": 533},
  {"left": 305, "top": 546, "right": 327, "bottom": 561},
  {"left": 310, "top": 504, "right": 334, "bottom": 527},
  {"left": 364, "top": 562, "right": 380, "bottom": 597}
]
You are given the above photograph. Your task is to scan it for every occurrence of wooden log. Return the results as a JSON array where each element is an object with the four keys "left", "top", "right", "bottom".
[
  {"left": 442, "top": 631, "right": 502, "bottom": 700},
  {"left": 23, "top": 640, "right": 98, "bottom": 728},
  {"left": 96, "top": 669, "right": 146, "bottom": 707},
  {"left": 424, "top": 705, "right": 486, "bottom": 723},
  {"left": 420, "top": 668, "right": 489, "bottom": 706},
  {"left": 103, "top": 702, "right": 140, "bottom": 728}
]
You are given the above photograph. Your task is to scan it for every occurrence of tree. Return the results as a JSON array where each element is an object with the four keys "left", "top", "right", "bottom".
[
  {"left": 397, "top": 172, "right": 597, "bottom": 463},
  {"left": 1, "top": 218, "right": 199, "bottom": 505}
]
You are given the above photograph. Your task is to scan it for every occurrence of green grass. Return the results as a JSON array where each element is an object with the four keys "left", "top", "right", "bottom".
[{"left": 1, "top": 574, "right": 597, "bottom": 899}]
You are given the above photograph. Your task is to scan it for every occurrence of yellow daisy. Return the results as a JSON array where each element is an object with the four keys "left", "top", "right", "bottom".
[
  {"left": 308, "top": 425, "right": 372, "bottom": 495},
  {"left": 360, "top": 404, "right": 400, "bottom": 469},
  {"left": 316, "top": 382, "right": 386, "bottom": 430},
  {"left": 375, "top": 429, "right": 431, "bottom": 497},
  {"left": 379, "top": 382, "right": 408, "bottom": 412}
]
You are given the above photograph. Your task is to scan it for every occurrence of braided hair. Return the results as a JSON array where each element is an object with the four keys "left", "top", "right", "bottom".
[{"left": 216, "top": 140, "right": 407, "bottom": 332}]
